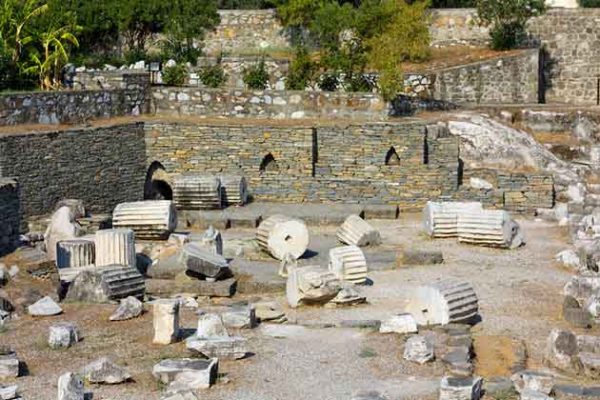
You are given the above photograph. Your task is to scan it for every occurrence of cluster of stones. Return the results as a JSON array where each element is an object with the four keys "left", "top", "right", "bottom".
[{"left": 423, "top": 201, "right": 524, "bottom": 249}]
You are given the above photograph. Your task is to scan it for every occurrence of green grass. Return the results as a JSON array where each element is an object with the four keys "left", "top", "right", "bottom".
[{"left": 358, "top": 347, "right": 378, "bottom": 358}]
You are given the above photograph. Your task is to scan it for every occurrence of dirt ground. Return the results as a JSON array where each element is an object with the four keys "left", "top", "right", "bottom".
[{"left": 0, "top": 214, "right": 586, "bottom": 400}]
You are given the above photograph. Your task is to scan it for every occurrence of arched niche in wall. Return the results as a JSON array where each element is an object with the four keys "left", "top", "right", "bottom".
[
  {"left": 259, "top": 153, "right": 279, "bottom": 174},
  {"left": 384, "top": 146, "right": 401, "bottom": 166},
  {"left": 144, "top": 161, "right": 173, "bottom": 200}
]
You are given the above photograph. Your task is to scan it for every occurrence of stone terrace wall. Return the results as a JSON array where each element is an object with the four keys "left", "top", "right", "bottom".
[
  {"left": 0, "top": 73, "right": 150, "bottom": 126},
  {"left": 0, "top": 123, "right": 146, "bottom": 220},
  {"left": 196, "top": 56, "right": 289, "bottom": 90},
  {"left": 144, "top": 121, "right": 459, "bottom": 209},
  {"left": 429, "top": 9, "right": 489, "bottom": 47},
  {"left": 0, "top": 178, "right": 20, "bottom": 256},
  {"left": 528, "top": 9, "right": 600, "bottom": 105},
  {"left": 150, "top": 88, "right": 387, "bottom": 120},
  {"left": 203, "top": 10, "right": 290, "bottom": 56},
  {"left": 431, "top": 49, "right": 539, "bottom": 104}
]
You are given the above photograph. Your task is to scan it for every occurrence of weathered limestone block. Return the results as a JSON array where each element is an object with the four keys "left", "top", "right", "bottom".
[
  {"left": 221, "top": 305, "right": 256, "bottom": 329},
  {"left": 578, "top": 352, "right": 600, "bottom": 379},
  {"left": 182, "top": 243, "right": 230, "bottom": 280},
  {"left": 219, "top": 175, "right": 248, "bottom": 206},
  {"left": 544, "top": 328, "right": 582, "bottom": 373},
  {"left": 0, "top": 384, "right": 18, "bottom": 400},
  {"left": 186, "top": 313, "right": 248, "bottom": 360},
  {"left": 422, "top": 201, "right": 483, "bottom": 238},
  {"left": 66, "top": 265, "right": 145, "bottom": 303},
  {"left": 256, "top": 215, "right": 309, "bottom": 260},
  {"left": 379, "top": 313, "right": 418, "bottom": 334},
  {"left": 55, "top": 199, "right": 86, "bottom": 219},
  {"left": 48, "top": 322, "right": 81, "bottom": 349},
  {"left": 153, "top": 299, "right": 180, "bottom": 345},
  {"left": 58, "top": 265, "right": 95, "bottom": 283},
  {"left": 337, "top": 215, "right": 381, "bottom": 247},
  {"left": 173, "top": 175, "right": 222, "bottom": 210},
  {"left": 57, "top": 372, "right": 83, "bottom": 400},
  {"left": 152, "top": 358, "right": 218, "bottom": 389},
  {"left": 403, "top": 335, "right": 434, "bottom": 364},
  {"left": 95, "top": 229, "right": 136, "bottom": 267},
  {"left": 112, "top": 200, "right": 177, "bottom": 240},
  {"left": 44, "top": 207, "right": 81, "bottom": 261},
  {"left": 186, "top": 336, "right": 248, "bottom": 360},
  {"left": 405, "top": 280, "right": 479, "bottom": 325},
  {"left": 457, "top": 210, "right": 524, "bottom": 249},
  {"left": 56, "top": 240, "right": 95, "bottom": 269},
  {"left": 199, "top": 226, "right": 223, "bottom": 255},
  {"left": 563, "top": 274, "right": 600, "bottom": 304},
  {"left": 328, "top": 283, "right": 366, "bottom": 306},
  {"left": 328, "top": 245, "right": 368, "bottom": 284},
  {"left": 28, "top": 296, "right": 62, "bottom": 316},
  {"left": 520, "top": 389, "right": 553, "bottom": 400},
  {"left": 0, "top": 348, "right": 19, "bottom": 379},
  {"left": 439, "top": 376, "right": 483, "bottom": 400},
  {"left": 511, "top": 371, "right": 554, "bottom": 395},
  {"left": 286, "top": 265, "right": 342, "bottom": 308},
  {"left": 109, "top": 296, "right": 143, "bottom": 321},
  {"left": 83, "top": 357, "right": 131, "bottom": 384}
]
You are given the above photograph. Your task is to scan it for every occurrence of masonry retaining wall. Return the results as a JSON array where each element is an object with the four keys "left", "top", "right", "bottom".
[
  {"left": 0, "top": 123, "right": 146, "bottom": 220},
  {"left": 0, "top": 178, "right": 20, "bottom": 256}
]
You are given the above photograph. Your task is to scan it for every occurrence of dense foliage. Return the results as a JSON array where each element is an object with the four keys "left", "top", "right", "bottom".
[
  {"left": 161, "top": 64, "right": 188, "bottom": 86},
  {"left": 285, "top": 46, "right": 317, "bottom": 90},
  {"left": 474, "top": 0, "right": 546, "bottom": 50},
  {"left": 199, "top": 63, "right": 228, "bottom": 88},
  {"left": 242, "top": 59, "right": 270, "bottom": 89},
  {"left": 217, "top": 0, "right": 277, "bottom": 8},
  {"left": 578, "top": 0, "right": 600, "bottom": 6},
  {"left": 429, "top": 0, "right": 475, "bottom": 6},
  {"left": 277, "top": 0, "right": 431, "bottom": 99}
]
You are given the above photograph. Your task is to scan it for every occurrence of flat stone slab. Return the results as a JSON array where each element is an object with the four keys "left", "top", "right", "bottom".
[
  {"left": 83, "top": 357, "right": 131, "bottom": 384},
  {"left": 153, "top": 358, "right": 217, "bottom": 389},
  {"left": 186, "top": 336, "right": 248, "bottom": 360},
  {"left": 229, "top": 260, "right": 286, "bottom": 294},
  {"left": 28, "top": 296, "right": 62, "bottom": 316}
]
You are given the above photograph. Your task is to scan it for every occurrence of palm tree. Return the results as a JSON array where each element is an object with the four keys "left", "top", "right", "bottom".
[{"left": 0, "top": 0, "right": 49, "bottom": 63}]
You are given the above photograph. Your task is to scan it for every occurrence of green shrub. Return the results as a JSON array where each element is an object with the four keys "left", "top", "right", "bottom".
[
  {"left": 199, "top": 64, "right": 228, "bottom": 88},
  {"left": 579, "top": 0, "right": 600, "bottom": 6},
  {"left": 285, "top": 46, "right": 317, "bottom": 90},
  {"left": 162, "top": 64, "right": 188, "bottom": 86},
  {"left": 345, "top": 74, "right": 374, "bottom": 92},
  {"left": 217, "top": 0, "right": 277, "bottom": 9},
  {"left": 242, "top": 59, "right": 269, "bottom": 90},
  {"left": 318, "top": 73, "right": 339, "bottom": 92},
  {"left": 474, "top": 0, "right": 546, "bottom": 50},
  {"left": 429, "top": 0, "right": 476, "bottom": 7}
]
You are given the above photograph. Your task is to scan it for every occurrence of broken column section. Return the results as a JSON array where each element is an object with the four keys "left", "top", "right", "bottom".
[
  {"left": 219, "top": 175, "right": 248, "bottom": 206},
  {"left": 182, "top": 243, "right": 230, "bottom": 281},
  {"left": 337, "top": 215, "right": 381, "bottom": 247},
  {"left": 56, "top": 239, "right": 95, "bottom": 269},
  {"left": 256, "top": 215, "right": 309, "bottom": 260},
  {"left": 286, "top": 265, "right": 342, "bottom": 308},
  {"left": 173, "top": 175, "right": 222, "bottom": 210},
  {"left": 66, "top": 265, "right": 145, "bottom": 303},
  {"left": 112, "top": 200, "right": 177, "bottom": 240},
  {"left": 328, "top": 245, "right": 368, "bottom": 284},
  {"left": 457, "top": 209, "right": 524, "bottom": 249},
  {"left": 422, "top": 201, "right": 483, "bottom": 238},
  {"left": 95, "top": 228, "right": 136, "bottom": 267}
]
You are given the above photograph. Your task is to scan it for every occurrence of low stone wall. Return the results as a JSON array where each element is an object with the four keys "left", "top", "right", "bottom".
[
  {"left": 196, "top": 56, "right": 289, "bottom": 90},
  {"left": 0, "top": 178, "right": 20, "bottom": 256},
  {"left": 203, "top": 9, "right": 290, "bottom": 56},
  {"left": 0, "top": 73, "right": 150, "bottom": 126},
  {"left": 144, "top": 120, "right": 460, "bottom": 210},
  {"left": 0, "top": 123, "right": 146, "bottom": 220},
  {"left": 429, "top": 9, "right": 489, "bottom": 47},
  {"left": 150, "top": 88, "right": 387, "bottom": 120},
  {"left": 431, "top": 49, "right": 539, "bottom": 104}
]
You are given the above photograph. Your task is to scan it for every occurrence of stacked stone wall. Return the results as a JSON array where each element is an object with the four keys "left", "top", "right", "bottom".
[
  {"left": 0, "top": 123, "right": 146, "bottom": 220},
  {"left": 144, "top": 121, "right": 459, "bottom": 209},
  {"left": 0, "top": 73, "right": 150, "bottom": 126},
  {"left": 0, "top": 178, "right": 20, "bottom": 256}
]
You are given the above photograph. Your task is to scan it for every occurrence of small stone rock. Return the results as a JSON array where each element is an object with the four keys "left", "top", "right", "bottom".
[
  {"left": 152, "top": 358, "right": 217, "bottom": 389},
  {"left": 28, "top": 296, "right": 62, "bottom": 316},
  {"left": 153, "top": 299, "right": 180, "bottom": 345},
  {"left": 48, "top": 322, "right": 81, "bottom": 349},
  {"left": 83, "top": 357, "right": 131, "bottom": 384},
  {"left": 520, "top": 389, "right": 553, "bottom": 400},
  {"left": 109, "top": 296, "right": 143, "bottom": 321},
  {"left": 196, "top": 313, "right": 228, "bottom": 338},
  {"left": 221, "top": 305, "right": 256, "bottom": 329},
  {"left": 57, "top": 372, "right": 84, "bottom": 400},
  {"left": 439, "top": 376, "right": 483, "bottom": 400},
  {"left": 0, "top": 385, "right": 19, "bottom": 400},
  {"left": 253, "top": 301, "right": 285, "bottom": 322},
  {"left": 379, "top": 314, "right": 417, "bottom": 334},
  {"left": 0, "top": 348, "right": 19, "bottom": 379},
  {"left": 403, "top": 335, "right": 434, "bottom": 364},
  {"left": 186, "top": 335, "right": 248, "bottom": 360},
  {"left": 511, "top": 370, "right": 554, "bottom": 394},
  {"left": 579, "top": 352, "right": 600, "bottom": 379},
  {"left": 7, "top": 266, "right": 18, "bottom": 279},
  {"left": 544, "top": 328, "right": 582, "bottom": 373},
  {"left": 555, "top": 250, "right": 584, "bottom": 271}
]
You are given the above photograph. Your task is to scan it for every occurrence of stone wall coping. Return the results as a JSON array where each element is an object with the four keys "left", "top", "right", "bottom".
[
  {"left": 217, "top": 9, "right": 278, "bottom": 16},
  {"left": 0, "top": 121, "right": 143, "bottom": 138},
  {"left": 0, "top": 178, "right": 18, "bottom": 188},
  {"left": 427, "top": 48, "right": 539, "bottom": 74}
]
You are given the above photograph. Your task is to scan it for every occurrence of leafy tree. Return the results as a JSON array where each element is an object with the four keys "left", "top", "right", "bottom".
[
  {"left": 199, "top": 63, "right": 228, "bottom": 88},
  {"left": 162, "top": 64, "right": 188, "bottom": 86},
  {"left": 285, "top": 46, "right": 317, "bottom": 90},
  {"left": 474, "top": 0, "right": 546, "bottom": 50},
  {"left": 243, "top": 59, "right": 269, "bottom": 89},
  {"left": 579, "top": 0, "right": 600, "bottom": 6}
]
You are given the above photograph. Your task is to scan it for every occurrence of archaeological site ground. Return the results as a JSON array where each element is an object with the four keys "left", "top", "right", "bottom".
[{"left": 3, "top": 1, "right": 600, "bottom": 400}]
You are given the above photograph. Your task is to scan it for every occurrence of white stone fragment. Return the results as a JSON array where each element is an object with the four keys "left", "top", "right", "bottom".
[
  {"left": 48, "top": 322, "right": 81, "bottom": 349},
  {"left": 337, "top": 215, "right": 381, "bottom": 247},
  {"left": 422, "top": 201, "right": 483, "bottom": 238},
  {"left": 219, "top": 175, "right": 248, "bottom": 206},
  {"left": 439, "top": 376, "right": 482, "bottom": 400},
  {"left": 256, "top": 215, "right": 309, "bottom": 260},
  {"left": 286, "top": 265, "right": 342, "bottom": 308},
  {"left": 57, "top": 372, "right": 84, "bottom": 400},
  {"left": 511, "top": 370, "right": 554, "bottom": 394},
  {"left": 152, "top": 358, "right": 217, "bottom": 389},
  {"left": 28, "top": 296, "right": 62, "bottom": 317},
  {"left": 403, "top": 335, "right": 434, "bottom": 364},
  {"left": 173, "top": 176, "right": 222, "bottom": 210},
  {"left": 44, "top": 207, "right": 81, "bottom": 261},
  {"left": 153, "top": 299, "right": 180, "bottom": 345},
  {"left": 457, "top": 209, "right": 524, "bottom": 249},
  {"left": 380, "top": 313, "right": 418, "bottom": 334}
]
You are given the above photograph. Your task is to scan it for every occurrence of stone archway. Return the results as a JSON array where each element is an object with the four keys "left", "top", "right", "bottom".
[
  {"left": 384, "top": 146, "right": 401, "bottom": 166},
  {"left": 144, "top": 161, "right": 173, "bottom": 200}
]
